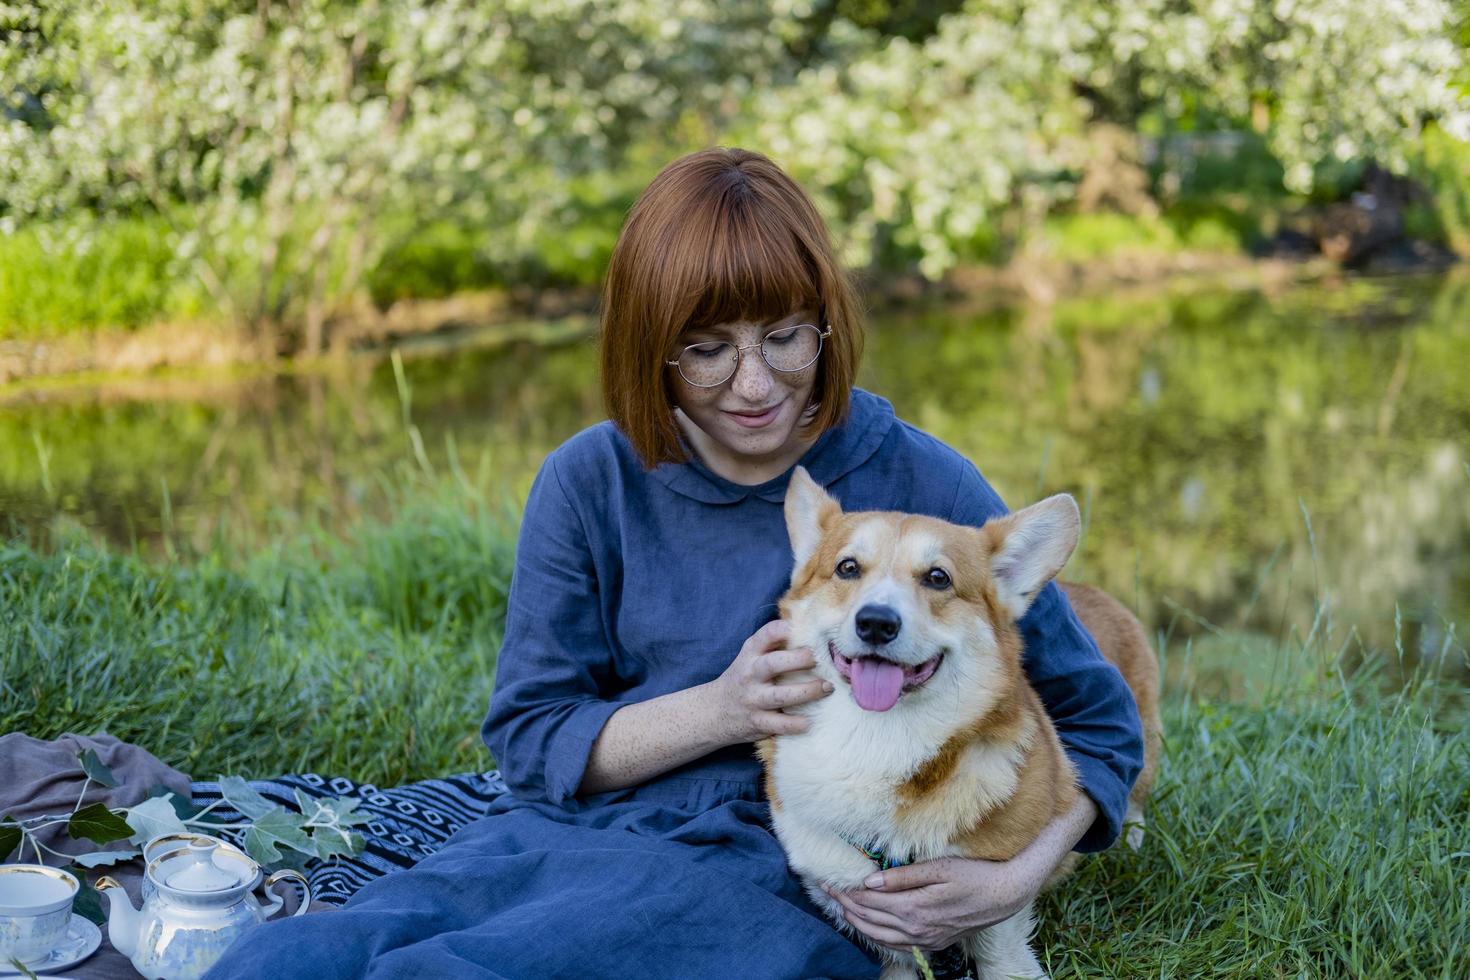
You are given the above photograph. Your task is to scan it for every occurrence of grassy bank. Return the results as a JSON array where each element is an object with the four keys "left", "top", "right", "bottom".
[
  {"left": 2, "top": 477, "right": 1466, "bottom": 975},
  {"left": 1044, "top": 669, "right": 1468, "bottom": 976},
  {"left": 1, "top": 471, "right": 518, "bottom": 784}
]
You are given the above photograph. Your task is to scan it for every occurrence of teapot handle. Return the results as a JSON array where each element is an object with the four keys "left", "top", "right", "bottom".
[{"left": 259, "top": 869, "right": 312, "bottom": 918}]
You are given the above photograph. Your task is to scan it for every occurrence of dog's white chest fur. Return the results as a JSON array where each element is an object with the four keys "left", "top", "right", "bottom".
[{"left": 770, "top": 692, "right": 1028, "bottom": 889}]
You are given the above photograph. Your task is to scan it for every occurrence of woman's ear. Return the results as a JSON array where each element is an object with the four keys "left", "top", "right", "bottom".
[{"left": 784, "top": 466, "right": 841, "bottom": 571}]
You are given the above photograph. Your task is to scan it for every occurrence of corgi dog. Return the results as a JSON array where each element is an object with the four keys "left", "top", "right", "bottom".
[{"left": 759, "top": 467, "right": 1161, "bottom": 980}]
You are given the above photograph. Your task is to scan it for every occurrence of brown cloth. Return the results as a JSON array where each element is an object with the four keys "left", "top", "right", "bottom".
[{"left": 1, "top": 731, "right": 329, "bottom": 979}]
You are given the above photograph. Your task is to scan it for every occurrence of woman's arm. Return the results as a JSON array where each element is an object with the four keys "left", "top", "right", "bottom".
[
  {"left": 580, "top": 620, "right": 831, "bottom": 795},
  {"left": 578, "top": 682, "right": 728, "bottom": 796},
  {"left": 482, "top": 453, "right": 627, "bottom": 804}
]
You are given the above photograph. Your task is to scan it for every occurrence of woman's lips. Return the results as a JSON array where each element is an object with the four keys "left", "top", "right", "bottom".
[{"left": 724, "top": 401, "right": 784, "bottom": 428}]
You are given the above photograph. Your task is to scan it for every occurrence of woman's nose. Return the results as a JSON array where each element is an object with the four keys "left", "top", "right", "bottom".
[{"left": 730, "top": 345, "right": 774, "bottom": 400}]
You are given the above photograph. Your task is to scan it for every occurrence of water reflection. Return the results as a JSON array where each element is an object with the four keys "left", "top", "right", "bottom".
[{"left": 2, "top": 273, "right": 1466, "bottom": 675}]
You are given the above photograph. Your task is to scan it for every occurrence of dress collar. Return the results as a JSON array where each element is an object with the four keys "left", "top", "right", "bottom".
[{"left": 647, "top": 388, "right": 896, "bottom": 504}]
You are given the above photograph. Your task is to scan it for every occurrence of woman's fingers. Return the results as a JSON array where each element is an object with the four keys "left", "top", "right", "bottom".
[
  {"left": 749, "top": 619, "right": 790, "bottom": 650},
  {"left": 754, "top": 709, "right": 808, "bottom": 735},
  {"left": 842, "top": 911, "right": 917, "bottom": 950},
  {"left": 760, "top": 679, "right": 831, "bottom": 709},
  {"left": 827, "top": 887, "right": 910, "bottom": 933},
  {"left": 755, "top": 646, "right": 817, "bottom": 680}
]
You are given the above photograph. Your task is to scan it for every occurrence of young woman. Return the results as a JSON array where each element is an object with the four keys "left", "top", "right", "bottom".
[{"left": 205, "top": 148, "right": 1144, "bottom": 979}]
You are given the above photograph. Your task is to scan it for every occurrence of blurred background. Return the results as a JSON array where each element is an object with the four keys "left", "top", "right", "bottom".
[{"left": 2, "top": 1, "right": 1468, "bottom": 722}]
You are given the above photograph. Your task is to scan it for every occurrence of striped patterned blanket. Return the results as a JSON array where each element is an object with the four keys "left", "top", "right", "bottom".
[{"left": 189, "top": 771, "right": 508, "bottom": 905}]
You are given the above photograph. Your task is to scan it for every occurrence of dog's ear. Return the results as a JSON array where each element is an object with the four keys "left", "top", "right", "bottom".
[
  {"left": 985, "top": 494, "right": 1080, "bottom": 620},
  {"left": 784, "top": 466, "right": 841, "bottom": 571}
]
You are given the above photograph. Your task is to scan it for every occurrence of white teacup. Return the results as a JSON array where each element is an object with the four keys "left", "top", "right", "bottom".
[{"left": 0, "top": 864, "right": 78, "bottom": 965}]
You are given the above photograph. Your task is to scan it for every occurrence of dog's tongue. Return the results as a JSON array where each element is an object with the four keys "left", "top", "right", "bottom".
[{"left": 850, "top": 657, "right": 905, "bottom": 712}]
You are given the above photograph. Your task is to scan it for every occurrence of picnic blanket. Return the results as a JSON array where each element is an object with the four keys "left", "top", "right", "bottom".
[
  {"left": 189, "top": 770, "right": 510, "bottom": 906},
  {"left": 1, "top": 734, "right": 975, "bottom": 979}
]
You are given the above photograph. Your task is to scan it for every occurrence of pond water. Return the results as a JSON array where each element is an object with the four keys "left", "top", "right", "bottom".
[{"left": 3, "top": 272, "right": 1467, "bottom": 691}]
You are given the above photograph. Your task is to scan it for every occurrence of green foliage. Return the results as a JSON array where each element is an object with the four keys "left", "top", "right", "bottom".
[
  {"left": 754, "top": 0, "right": 1470, "bottom": 277},
  {"left": 0, "top": 819, "right": 21, "bottom": 861},
  {"left": 1, "top": 0, "right": 1467, "bottom": 339},
  {"left": 822, "top": 0, "right": 965, "bottom": 43},
  {"left": 1040, "top": 213, "right": 1184, "bottom": 262},
  {"left": 368, "top": 221, "right": 500, "bottom": 308},
  {"left": 0, "top": 0, "right": 810, "bottom": 345},
  {"left": 1410, "top": 123, "right": 1470, "bottom": 255},
  {"left": 1160, "top": 198, "right": 1265, "bottom": 251},
  {"left": 1012, "top": 202, "right": 1257, "bottom": 265},
  {"left": 3, "top": 750, "right": 367, "bottom": 881},
  {"left": 79, "top": 747, "right": 122, "bottom": 788},
  {"left": 1151, "top": 129, "right": 1288, "bottom": 201},
  {"left": 0, "top": 216, "right": 205, "bottom": 334}
]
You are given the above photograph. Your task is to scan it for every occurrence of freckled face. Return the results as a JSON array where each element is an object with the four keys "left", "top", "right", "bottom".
[{"left": 669, "top": 308, "right": 821, "bottom": 479}]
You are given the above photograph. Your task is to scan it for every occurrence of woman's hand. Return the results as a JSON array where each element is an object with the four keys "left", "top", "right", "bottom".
[
  {"left": 709, "top": 619, "right": 833, "bottom": 743},
  {"left": 824, "top": 794, "right": 1098, "bottom": 951},
  {"left": 822, "top": 854, "right": 1039, "bottom": 952}
]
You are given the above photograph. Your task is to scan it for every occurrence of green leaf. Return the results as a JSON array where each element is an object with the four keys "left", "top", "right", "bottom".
[
  {"left": 292, "top": 790, "right": 370, "bottom": 828},
  {"left": 124, "top": 796, "right": 189, "bottom": 846},
  {"left": 71, "top": 849, "right": 141, "bottom": 868},
  {"left": 0, "top": 817, "right": 21, "bottom": 861},
  {"left": 78, "top": 748, "right": 121, "bottom": 789},
  {"left": 146, "top": 784, "right": 198, "bottom": 821},
  {"left": 68, "top": 802, "right": 134, "bottom": 846},
  {"left": 64, "top": 868, "right": 106, "bottom": 927},
  {"left": 242, "top": 810, "right": 314, "bottom": 866},
  {"left": 218, "top": 775, "right": 276, "bottom": 820},
  {"left": 310, "top": 829, "right": 365, "bottom": 862}
]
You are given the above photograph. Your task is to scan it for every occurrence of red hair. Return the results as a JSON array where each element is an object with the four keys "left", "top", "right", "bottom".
[{"left": 600, "top": 147, "right": 865, "bottom": 469}]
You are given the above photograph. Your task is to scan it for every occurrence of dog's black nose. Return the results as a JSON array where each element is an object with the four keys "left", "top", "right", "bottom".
[{"left": 855, "top": 604, "right": 901, "bottom": 645}]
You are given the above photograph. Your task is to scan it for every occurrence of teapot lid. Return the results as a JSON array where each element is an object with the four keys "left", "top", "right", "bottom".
[{"left": 163, "top": 840, "right": 245, "bottom": 892}]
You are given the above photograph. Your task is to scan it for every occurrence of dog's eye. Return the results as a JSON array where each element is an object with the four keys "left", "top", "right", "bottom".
[
  {"left": 923, "top": 568, "right": 951, "bottom": 590},
  {"left": 835, "top": 558, "right": 861, "bottom": 579}
]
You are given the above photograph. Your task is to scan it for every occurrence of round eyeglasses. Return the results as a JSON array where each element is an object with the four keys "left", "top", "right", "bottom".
[{"left": 666, "top": 323, "right": 832, "bottom": 389}]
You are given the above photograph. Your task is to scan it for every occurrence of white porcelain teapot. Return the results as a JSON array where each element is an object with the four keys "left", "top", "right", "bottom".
[{"left": 96, "top": 837, "right": 310, "bottom": 980}]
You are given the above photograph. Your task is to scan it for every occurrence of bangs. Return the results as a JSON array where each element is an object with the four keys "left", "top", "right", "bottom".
[{"left": 682, "top": 190, "right": 822, "bottom": 333}]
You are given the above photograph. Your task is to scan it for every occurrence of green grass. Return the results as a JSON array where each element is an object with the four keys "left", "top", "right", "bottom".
[
  {"left": 2, "top": 471, "right": 1467, "bottom": 975},
  {"left": 0, "top": 471, "right": 518, "bottom": 785},
  {"left": 1041, "top": 672, "right": 1469, "bottom": 976}
]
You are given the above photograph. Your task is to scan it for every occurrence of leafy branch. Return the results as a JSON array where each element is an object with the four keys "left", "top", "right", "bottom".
[{"left": 0, "top": 749, "right": 367, "bottom": 922}]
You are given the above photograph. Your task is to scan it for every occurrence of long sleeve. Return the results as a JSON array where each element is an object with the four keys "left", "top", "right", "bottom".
[
  {"left": 481, "top": 452, "right": 625, "bottom": 805},
  {"left": 948, "top": 460, "right": 1145, "bottom": 852}
]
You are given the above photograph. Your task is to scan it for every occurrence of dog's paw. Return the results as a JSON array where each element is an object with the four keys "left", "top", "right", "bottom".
[{"left": 1123, "top": 801, "right": 1147, "bottom": 851}]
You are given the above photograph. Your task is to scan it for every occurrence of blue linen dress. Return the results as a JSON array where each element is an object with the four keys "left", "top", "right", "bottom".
[{"left": 204, "top": 388, "right": 1145, "bottom": 980}]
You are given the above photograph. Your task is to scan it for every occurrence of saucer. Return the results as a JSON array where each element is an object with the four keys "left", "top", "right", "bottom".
[{"left": 0, "top": 915, "right": 102, "bottom": 976}]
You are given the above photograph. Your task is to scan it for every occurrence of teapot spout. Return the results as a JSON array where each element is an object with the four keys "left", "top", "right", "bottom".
[{"left": 94, "top": 875, "right": 141, "bottom": 959}]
